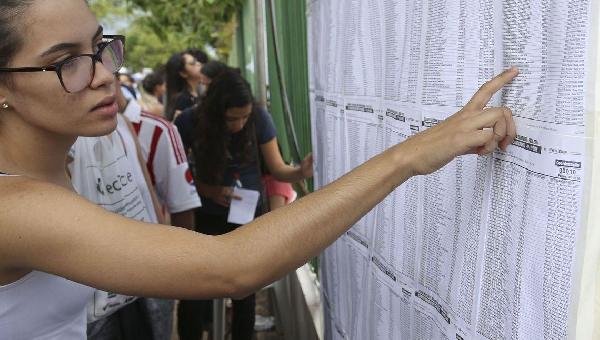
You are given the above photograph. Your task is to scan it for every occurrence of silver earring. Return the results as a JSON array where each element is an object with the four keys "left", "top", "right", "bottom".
[{"left": 1, "top": 103, "right": 8, "bottom": 109}]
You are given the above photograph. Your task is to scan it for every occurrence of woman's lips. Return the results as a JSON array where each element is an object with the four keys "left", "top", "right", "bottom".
[{"left": 91, "top": 97, "right": 118, "bottom": 116}]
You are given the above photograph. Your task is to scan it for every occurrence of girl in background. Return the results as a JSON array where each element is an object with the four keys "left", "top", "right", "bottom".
[
  {"left": 165, "top": 51, "right": 203, "bottom": 120},
  {"left": 175, "top": 69, "right": 313, "bottom": 340}
]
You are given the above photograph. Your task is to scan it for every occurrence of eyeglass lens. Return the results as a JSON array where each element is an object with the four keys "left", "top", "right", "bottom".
[{"left": 61, "top": 39, "right": 124, "bottom": 93}]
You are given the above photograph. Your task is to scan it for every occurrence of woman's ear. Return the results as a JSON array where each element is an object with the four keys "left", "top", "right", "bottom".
[
  {"left": 0, "top": 91, "right": 8, "bottom": 109},
  {"left": 179, "top": 71, "right": 188, "bottom": 79}
]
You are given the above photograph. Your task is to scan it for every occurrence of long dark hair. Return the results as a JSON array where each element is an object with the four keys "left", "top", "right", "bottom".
[
  {"left": 200, "top": 60, "right": 228, "bottom": 80},
  {"left": 0, "top": 1, "right": 34, "bottom": 84},
  {"left": 186, "top": 48, "right": 208, "bottom": 64},
  {"left": 193, "top": 69, "right": 257, "bottom": 184},
  {"left": 165, "top": 52, "right": 188, "bottom": 120}
]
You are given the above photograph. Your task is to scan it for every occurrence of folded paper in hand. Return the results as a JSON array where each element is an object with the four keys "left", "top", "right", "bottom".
[{"left": 227, "top": 187, "right": 260, "bottom": 224}]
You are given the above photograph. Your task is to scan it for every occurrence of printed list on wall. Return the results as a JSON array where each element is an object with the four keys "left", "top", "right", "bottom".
[{"left": 307, "top": 0, "right": 592, "bottom": 339}]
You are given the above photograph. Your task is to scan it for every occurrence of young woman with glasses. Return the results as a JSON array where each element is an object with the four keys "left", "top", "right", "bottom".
[{"left": 0, "top": 1, "right": 518, "bottom": 339}]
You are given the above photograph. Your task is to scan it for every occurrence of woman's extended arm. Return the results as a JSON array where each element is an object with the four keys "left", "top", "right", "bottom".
[
  {"left": 0, "top": 68, "right": 518, "bottom": 300},
  {"left": 260, "top": 140, "right": 313, "bottom": 183}
]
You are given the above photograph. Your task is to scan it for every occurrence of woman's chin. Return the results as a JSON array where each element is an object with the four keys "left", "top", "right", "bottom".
[{"left": 81, "top": 118, "right": 118, "bottom": 137}]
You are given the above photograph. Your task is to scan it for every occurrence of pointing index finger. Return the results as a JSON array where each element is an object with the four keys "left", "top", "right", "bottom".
[{"left": 465, "top": 67, "right": 519, "bottom": 111}]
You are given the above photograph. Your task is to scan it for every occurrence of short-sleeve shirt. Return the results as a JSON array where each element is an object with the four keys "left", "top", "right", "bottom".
[
  {"left": 123, "top": 100, "right": 202, "bottom": 213},
  {"left": 69, "top": 115, "right": 159, "bottom": 224},
  {"left": 175, "top": 106, "right": 277, "bottom": 216}
]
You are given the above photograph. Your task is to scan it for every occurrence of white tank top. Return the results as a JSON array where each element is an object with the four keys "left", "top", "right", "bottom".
[{"left": 0, "top": 173, "right": 94, "bottom": 339}]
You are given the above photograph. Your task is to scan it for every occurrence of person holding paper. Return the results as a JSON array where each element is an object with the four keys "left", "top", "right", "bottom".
[
  {"left": 0, "top": 1, "right": 518, "bottom": 339},
  {"left": 175, "top": 68, "right": 313, "bottom": 340}
]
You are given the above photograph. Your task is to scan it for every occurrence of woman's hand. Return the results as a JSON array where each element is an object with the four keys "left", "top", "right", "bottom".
[
  {"left": 300, "top": 153, "right": 314, "bottom": 179},
  {"left": 261, "top": 140, "right": 314, "bottom": 183},
  {"left": 402, "top": 67, "right": 519, "bottom": 176},
  {"left": 207, "top": 185, "right": 241, "bottom": 207}
]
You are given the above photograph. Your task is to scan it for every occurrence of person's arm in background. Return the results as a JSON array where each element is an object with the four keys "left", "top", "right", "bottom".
[
  {"left": 269, "top": 195, "right": 287, "bottom": 211},
  {"left": 263, "top": 174, "right": 295, "bottom": 210},
  {"left": 195, "top": 182, "right": 240, "bottom": 207},
  {"left": 153, "top": 126, "right": 198, "bottom": 229},
  {"left": 251, "top": 103, "right": 312, "bottom": 183},
  {"left": 122, "top": 114, "right": 166, "bottom": 224},
  {"left": 260, "top": 139, "right": 312, "bottom": 183},
  {"left": 143, "top": 105, "right": 201, "bottom": 229},
  {"left": 115, "top": 80, "right": 166, "bottom": 224}
]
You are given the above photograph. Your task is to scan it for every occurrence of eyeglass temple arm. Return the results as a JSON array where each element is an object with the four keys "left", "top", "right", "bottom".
[{"left": 0, "top": 66, "right": 57, "bottom": 73}]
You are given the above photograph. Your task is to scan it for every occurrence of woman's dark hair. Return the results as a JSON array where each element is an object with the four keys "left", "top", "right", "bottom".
[
  {"left": 0, "top": 1, "right": 34, "bottom": 84},
  {"left": 193, "top": 69, "right": 256, "bottom": 184},
  {"left": 186, "top": 48, "right": 208, "bottom": 64},
  {"left": 200, "top": 61, "right": 228, "bottom": 80},
  {"left": 142, "top": 71, "right": 165, "bottom": 95},
  {"left": 165, "top": 52, "right": 188, "bottom": 120}
]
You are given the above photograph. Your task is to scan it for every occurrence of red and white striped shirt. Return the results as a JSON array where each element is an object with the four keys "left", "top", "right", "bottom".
[{"left": 123, "top": 101, "right": 201, "bottom": 213}]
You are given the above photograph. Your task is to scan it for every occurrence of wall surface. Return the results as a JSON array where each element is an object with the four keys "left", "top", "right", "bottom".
[{"left": 308, "top": 0, "right": 595, "bottom": 339}]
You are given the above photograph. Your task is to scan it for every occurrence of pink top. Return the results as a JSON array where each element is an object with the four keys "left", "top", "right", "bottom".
[{"left": 262, "top": 174, "right": 296, "bottom": 204}]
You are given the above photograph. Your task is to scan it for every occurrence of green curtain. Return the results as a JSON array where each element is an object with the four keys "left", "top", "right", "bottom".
[{"left": 266, "top": 0, "right": 312, "bottom": 170}]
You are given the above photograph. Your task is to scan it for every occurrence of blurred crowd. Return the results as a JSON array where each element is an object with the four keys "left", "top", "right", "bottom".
[{"left": 82, "top": 48, "right": 310, "bottom": 340}]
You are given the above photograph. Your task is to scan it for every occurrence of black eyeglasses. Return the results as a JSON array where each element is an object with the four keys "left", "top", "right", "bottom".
[{"left": 0, "top": 35, "right": 125, "bottom": 93}]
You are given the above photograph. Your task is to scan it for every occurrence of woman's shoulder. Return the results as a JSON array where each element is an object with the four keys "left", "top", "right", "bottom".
[
  {"left": 0, "top": 175, "right": 126, "bottom": 272},
  {"left": 252, "top": 105, "right": 277, "bottom": 144},
  {"left": 0, "top": 176, "right": 104, "bottom": 229},
  {"left": 0, "top": 177, "right": 77, "bottom": 267},
  {"left": 175, "top": 89, "right": 192, "bottom": 101},
  {"left": 0, "top": 177, "right": 77, "bottom": 217},
  {"left": 175, "top": 91, "right": 196, "bottom": 110},
  {"left": 0, "top": 174, "right": 45, "bottom": 195},
  {"left": 253, "top": 105, "right": 270, "bottom": 119}
]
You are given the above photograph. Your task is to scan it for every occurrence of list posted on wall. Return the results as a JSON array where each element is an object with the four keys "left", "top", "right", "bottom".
[{"left": 307, "top": 0, "right": 596, "bottom": 339}]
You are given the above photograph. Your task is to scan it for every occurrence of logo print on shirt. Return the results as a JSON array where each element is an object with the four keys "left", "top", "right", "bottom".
[
  {"left": 96, "top": 172, "right": 134, "bottom": 195},
  {"left": 185, "top": 168, "right": 194, "bottom": 185}
]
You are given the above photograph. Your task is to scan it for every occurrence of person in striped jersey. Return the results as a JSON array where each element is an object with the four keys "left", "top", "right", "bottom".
[
  {"left": 120, "top": 89, "right": 202, "bottom": 340},
  {"left": 121, "top": 94, "right": 201, "bottom": 226}
]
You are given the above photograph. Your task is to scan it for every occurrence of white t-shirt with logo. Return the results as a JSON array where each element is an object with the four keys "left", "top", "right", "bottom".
[
  {"left": 69, "top": 115, "right": 158, "bottom": 223},
  {"left": 123, "top": 100, "right": 201, "bottom": 213},
  {"left": 68, "top": 115, "right": 159, "bottom": 322}
]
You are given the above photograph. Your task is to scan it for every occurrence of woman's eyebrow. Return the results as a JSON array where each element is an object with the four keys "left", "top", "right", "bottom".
[{"left": 40, "top": 26, "right": 104, "bottom": 58}]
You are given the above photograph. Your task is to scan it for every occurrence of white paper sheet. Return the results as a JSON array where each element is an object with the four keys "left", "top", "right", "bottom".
[
  {"left": 476, "top": 127, "right": 586, "bottom": 339},
  {"left": 343, "top": 96, "right": 383, "bottom": 242},
  {"left": 309, "top": 0, "right": 592, "bottom": 339},
  {"left": 226, "top": 187, "right": 259, "bottom": 225}
]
